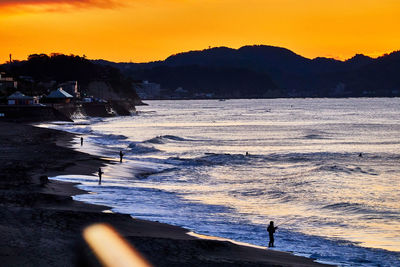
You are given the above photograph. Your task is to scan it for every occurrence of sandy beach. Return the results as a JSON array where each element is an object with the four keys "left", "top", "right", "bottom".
[{"left": 0, "top": 121, "right": 332, "bottom": 266}]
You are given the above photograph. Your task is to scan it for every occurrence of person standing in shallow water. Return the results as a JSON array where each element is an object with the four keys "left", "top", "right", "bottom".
[
  {"left": 80, "top": 137, "right": 83, "bottom": 146},
  {"left": 119, "top": 150, "right": 124, "bottom": 163},
  {"left": 98, "top": 168, "right": 104, "bottom": 185},
  {"left": 267, "top": 221, "right": 278, "bottom": 247}
]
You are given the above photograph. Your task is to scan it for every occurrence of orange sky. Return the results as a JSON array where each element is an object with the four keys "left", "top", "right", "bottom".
[{"left": 0, "top": 0, "right": 399, "bottom": 63}]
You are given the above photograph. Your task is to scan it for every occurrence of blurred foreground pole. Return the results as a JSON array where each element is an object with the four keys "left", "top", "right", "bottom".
[{"left": 83, "top": 223, "right": 152, "bottom": 267}]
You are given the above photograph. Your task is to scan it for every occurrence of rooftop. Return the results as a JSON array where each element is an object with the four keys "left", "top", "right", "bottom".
[
  {"left": 8, "top": 91, "right": 34, "bottom": 100},
  {"left": 47, "top": 88, "right": 73, "bottom": 98}
]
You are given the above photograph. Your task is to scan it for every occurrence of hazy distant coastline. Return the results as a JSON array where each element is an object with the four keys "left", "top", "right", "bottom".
[
  {"left": 95, "top": 45, "right": 400, "bottom": 99},
  {"left": 2, "top": 44, "right": 400, "bottom": 105}
]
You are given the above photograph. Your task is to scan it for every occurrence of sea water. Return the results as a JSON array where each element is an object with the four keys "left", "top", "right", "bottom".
[{"left": 43, "top": 98, "right": 400, "bottom": 266}]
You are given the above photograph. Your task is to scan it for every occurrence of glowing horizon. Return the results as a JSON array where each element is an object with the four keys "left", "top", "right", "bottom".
[{"left": 1, "top": 0, "right": 399, "bottom": 64}]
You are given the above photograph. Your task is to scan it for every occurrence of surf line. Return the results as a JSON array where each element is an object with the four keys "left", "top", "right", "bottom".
[{"left": 187, "top": 232, "right": 268, "bottom": 250}]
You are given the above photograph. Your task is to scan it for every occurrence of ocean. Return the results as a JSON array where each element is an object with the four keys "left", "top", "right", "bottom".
[{"left": 42, "top": 98, "right": 400, "bottom": 266}]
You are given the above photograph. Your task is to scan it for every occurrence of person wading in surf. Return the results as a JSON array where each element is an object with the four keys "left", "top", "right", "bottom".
[
  {"left": 267, "top": 221, "right": 278, "bottom": 247},
  {"left": 119, "top": 150, "right": 124, "bottom": 163},
  {"left": 98, "top": 168, "right": 104, "bottom": 185}
]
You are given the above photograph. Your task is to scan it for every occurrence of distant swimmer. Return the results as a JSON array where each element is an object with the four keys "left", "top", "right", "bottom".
[
  {"left": 267, "top": 221, "right": 278, "bottom": 247},
  {"left": 80, "top": 137, "right": 83, "bottom": 146},
  {"left": 245, "top": 152, "right": 249, "bottom": 156},
  {"left": 359, "top": 153, "right": 363, "bottom": 157},
  {"left": 98, "top": 168, "right": 104, "bottom": 185},
  {"left": 119, "top": 150, "right": 124, "bottom": 163}
]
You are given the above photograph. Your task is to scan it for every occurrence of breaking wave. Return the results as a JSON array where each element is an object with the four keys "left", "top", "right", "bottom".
[
  {"left": 314, "top": 165, "right": 378, "bottom": 175},
  {"left": 165, "top": 153, "right": 250, "bottom": 167},
  {"left": 89, "top": 134, "right": 128, "bottom": 145},
  {"left": 128, "top": 142, "right": 161, "bottom": 154},
  {"left": 68, "top": 126, "right": 93, "bottom": 134},
  {"left": 144, "top": 135, "right": 190, "bottom": 144}
]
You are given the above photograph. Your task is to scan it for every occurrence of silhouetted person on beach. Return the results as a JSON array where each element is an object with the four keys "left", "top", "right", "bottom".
[
  {"left": 119, "top": 150, "right": 124, "bottom": 163},
  {"left": 267, "top": 221, "right": 278, "bottom": 247},
  {"left": 98, "top": 168, "right": 104, "bottom": 185},
  {"left": 80, "top": 137, "right": 83, "bottom": 146},
  {"left": 359, "top": 153, "right": 363, "bottom": 157}
]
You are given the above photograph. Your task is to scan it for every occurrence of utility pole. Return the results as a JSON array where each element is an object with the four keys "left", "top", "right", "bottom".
[{"left": 9, "top": 54, "right": 12, "bottom": 63}]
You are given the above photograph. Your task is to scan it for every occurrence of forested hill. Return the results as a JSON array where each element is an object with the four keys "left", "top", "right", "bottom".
[
  {"left": 96, "top": 45, "right": 400, "bottom": 98},
  {"left": 1, "top": 54, "right": 141, "bottom": 102}
]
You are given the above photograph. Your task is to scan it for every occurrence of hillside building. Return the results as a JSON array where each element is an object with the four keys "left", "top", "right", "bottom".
[
  {"left": 58, "top": 81, "right": 80, "bottom": 98},
  {"left": 0, "top": 72, "right": 18, "bottom": 91},
  {"left": 7, "top": 91, "right": 39, "bottom": 105},
  {"left": 46, "top": 88, "right": 73, "bottom": 103},
  {"left": 134, "top": 80, "right": 161, "bottom": 99}
]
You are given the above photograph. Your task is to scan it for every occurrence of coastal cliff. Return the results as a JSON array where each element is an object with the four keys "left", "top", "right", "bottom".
[
  {"left": 0, "top": 105, "right": 72, "bottom": 122},
  {"left": 0, "top": 100, "right": 138, "bottom": 123}
]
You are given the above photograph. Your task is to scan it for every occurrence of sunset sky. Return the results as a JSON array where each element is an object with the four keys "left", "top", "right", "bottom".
[{"left": 0, "top": 0, "right": 399, "bottom": 63}]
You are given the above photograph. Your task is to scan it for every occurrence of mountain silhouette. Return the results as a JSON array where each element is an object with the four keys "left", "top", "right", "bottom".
[{"left": 96, "top": 45, "right": 400, "bottom": 98}]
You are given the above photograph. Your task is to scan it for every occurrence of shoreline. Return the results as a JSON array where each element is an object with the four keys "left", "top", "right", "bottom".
[{"left": 0, "top": 121, "right": 332, "bottom": 266}]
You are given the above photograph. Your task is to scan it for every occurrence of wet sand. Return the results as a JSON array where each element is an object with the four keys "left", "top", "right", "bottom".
[{"left": 0, "top": 122, "right": 332, "bottom": 266}]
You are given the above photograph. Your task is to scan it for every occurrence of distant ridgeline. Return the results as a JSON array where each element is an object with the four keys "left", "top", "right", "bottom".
[
  {"left": 0, "top": 53, "right": 142, "bottom": 104},
  {"left": 95, "top": 45, "right": 400, "bottom": 99}
]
